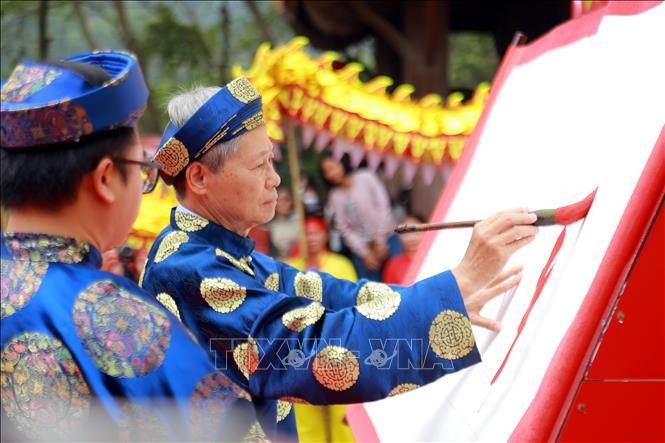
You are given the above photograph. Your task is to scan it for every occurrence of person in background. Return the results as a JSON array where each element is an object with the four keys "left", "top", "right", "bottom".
[
  {"left": 288, "top": 215, "right": 356, "bottom": 442},
  {"left": 141, "top": 77, "right": 537, "bottom": 442},
  {"left": 300, "top": 172, "right": 323, "bottom": 215},
  {"left": 0, "top": 52, "right": 259, "bottom": 442},
  {"left": 320, "top": 153, "right": 402, "bottom": 280},
  {"left": 101, "top": 248, "right": 126, "bottom": 277},
  {"left": 382, "top": 214, "right": 425, "bottom": 284},
  {"left": 288, "top": 216, "right": 357, "bottom": 282},
  {"left": 101, "top": 244, "right": 149, "bottom": 282},
  {"left": 267, "top": 187, "right": 300, "bottom": 259}
]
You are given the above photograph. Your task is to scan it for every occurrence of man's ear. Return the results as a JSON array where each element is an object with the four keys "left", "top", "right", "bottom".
[
  {"left": 90, "top": 157, "right": 117, "bottom": 204},
  {"left": 185, "top": 162, "right": 210, "bottom": 196}
]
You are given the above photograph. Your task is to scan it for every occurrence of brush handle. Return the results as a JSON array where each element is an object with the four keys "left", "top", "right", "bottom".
[
  {"left": 395, "top": 220, "right": 480, "bottom": 234},
  {"left": 394, "top": 220, "right": 478, "bottom": 233},
  {"left": 394, "top": 209, "right": 556, "bottom": 233}
]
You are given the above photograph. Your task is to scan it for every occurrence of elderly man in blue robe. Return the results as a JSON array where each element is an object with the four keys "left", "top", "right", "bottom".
[{"left": 141, "top": 77, "right": 538, "bottom": 441}]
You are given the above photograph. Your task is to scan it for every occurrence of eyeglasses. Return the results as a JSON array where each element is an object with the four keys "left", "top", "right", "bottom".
[{"left": 113, "top": 158, "right": 162, "bottom": 194}]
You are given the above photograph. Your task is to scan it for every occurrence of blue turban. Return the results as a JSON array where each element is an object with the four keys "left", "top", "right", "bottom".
[
  {"left": 1, "top": 50, "right": 148, "bottom": 148},
  {"left": 153, "top": 77, "right": 264, "bottom": 180}
]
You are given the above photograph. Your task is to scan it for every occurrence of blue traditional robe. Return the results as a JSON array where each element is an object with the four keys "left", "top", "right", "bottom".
[
  {"left": 0, "top": 232, "right": 262, "bottom": 442},
  {"left": 141, "top": 209, "right": 482, "bottom": 441}
]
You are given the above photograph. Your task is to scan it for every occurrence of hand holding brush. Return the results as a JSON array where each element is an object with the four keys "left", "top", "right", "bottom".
[{"left": 395, "top": 190, "right": 596, "bottom": 234}]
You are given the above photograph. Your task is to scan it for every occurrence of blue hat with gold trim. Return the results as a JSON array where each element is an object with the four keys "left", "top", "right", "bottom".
[
  {"left": 1, "top": 50, "right": 148, "bottom": 148},
  {"left": 153, "top": 77, "right": 264, "bottom": 181}
]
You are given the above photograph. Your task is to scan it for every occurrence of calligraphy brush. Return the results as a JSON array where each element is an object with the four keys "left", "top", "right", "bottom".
[{"left": 395, "top": 189, "right": 597, "bottom": 234}]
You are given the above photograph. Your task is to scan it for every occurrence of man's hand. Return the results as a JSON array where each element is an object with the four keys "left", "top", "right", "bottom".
[
  {"left": 453, "top": 208, "right": 537, "bottom": 296},
  {"left": 452, "top": 208, "right": 538, "bottom": 328},
  {"left": 464, "top": 265, "right": 523, "bottom": 331},
  {"left": 371, "top": 241, "right": 389, "bottom": 262},
  {"left": 363, "top": 252, "right": 382, "bottom": 272}
]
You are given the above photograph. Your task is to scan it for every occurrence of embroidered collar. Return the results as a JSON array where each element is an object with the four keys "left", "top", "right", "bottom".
[
  {"left": 171, "top": 208, "right": 255, "bottom": 259},
  {"left": 1, "top": 232, "right": 101, "bottom": 268}
]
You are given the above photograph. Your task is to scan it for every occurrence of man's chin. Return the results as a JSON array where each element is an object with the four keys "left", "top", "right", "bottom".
[{"left": 263, "top": 209, "right": 277, "bottom": 224}]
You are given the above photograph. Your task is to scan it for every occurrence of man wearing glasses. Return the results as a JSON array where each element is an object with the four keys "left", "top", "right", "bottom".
[{"left": 0, "top": 51, "right": 260, "bottom": 441}]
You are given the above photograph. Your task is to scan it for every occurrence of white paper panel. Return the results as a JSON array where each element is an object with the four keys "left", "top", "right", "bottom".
[{"left": 363, "top": 4, "right": 665, "bottom": 441}]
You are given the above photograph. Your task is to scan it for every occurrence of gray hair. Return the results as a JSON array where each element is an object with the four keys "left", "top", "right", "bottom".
[{"left": 167, "top": 86, "right": 242, "bottom": 173}]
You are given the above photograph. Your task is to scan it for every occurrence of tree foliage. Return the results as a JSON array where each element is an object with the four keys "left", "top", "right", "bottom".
[
  {"left": 144, "top": 4, "right": 216, "bottom": 82},
  {"left": 449, "top": 32, "right": 499, "bottom": 92},
  {"left": 1, "top": 1, "right": 294, "bottom": 132},
  {"left": 1, "top": 1, "right": 498, "bottom": 128}
]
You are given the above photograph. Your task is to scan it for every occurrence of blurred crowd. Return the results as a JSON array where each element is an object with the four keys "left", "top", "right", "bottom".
[{"left": 266, "top": 153, "right": 424, "bottom": 285}]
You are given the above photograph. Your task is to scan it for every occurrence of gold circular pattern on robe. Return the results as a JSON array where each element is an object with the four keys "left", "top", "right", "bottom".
[
  {"left": 276, "top": 399, "right": 292, "bottom": 423},
  {"left": 200, "top": 277, "right": 247, "bottom": 313},
  {"left": 388, "top": 383, "right": 420, "bottom": 397},
  {"left": 154, "top": 231, "right": 189, "bottom": 263},
  {"left": 233, "top": 337, "right": 260, "bottom": 380},
  {"left": 294, "top": 271, "right": 323, "bottom": 302},
  {"left": 428, "top": 309, "right": 475, "bottom": 360},
  {"left": 282, "top": 302, "right": 325, "bottom": 332},
  {"left": 174, "top": 212, "right": 209, "bottom": 232},
  {"left": 312, "top": 346, "right": 359, "bottom": 391},
  {"left": 73, "top": 279, "right": 171, "bottom": 377},
  {"left": 264, "top": 272, "right": 279, "bottom": 291},
  {"left": 1, "top": 332, "right": 91, "bottom": 440},
  {"left": 156, "top": 292, "right": 181, "bottom": 320},
  {"left": 1, "top": 259, "right": 48, "bottom": 318},
  {"left": 154, "top": 137, "right": 189, "bottom": 177},
  {"left": 356, "top": 282, "right": 401, "bottom": 321},
  {"left": 227, "top": 77, "right": 260, "bottom": 103}
]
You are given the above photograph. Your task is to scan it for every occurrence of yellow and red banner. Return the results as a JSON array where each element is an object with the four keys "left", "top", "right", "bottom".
[{"left": 232, "top": 37, "right": 489, "bottom": 167}]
